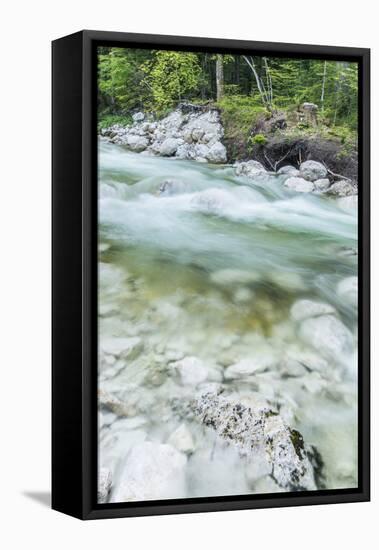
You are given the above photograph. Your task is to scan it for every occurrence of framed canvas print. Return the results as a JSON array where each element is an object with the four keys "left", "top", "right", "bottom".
[{"left": 52, "top": 30, "right": 370, "bottom": 520}]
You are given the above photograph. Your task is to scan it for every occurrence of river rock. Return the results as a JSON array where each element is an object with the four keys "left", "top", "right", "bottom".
[
  {"left": 98, "top": 389, "right": 136, "bottom": 417},
  {"left": 224, "top": 355, "right": 276, "bottom": 379},
  {"left": 158, "top": 179, "right": 187, "bottom": 196},
  {"left": 175, "top": 143, "right": 195, "bottom": 160},
  {"left": 126, "top": 134, "right": 149, "bottom": 152},
  {"left": 132, "top": 112, "right": 145, "bottom": 122},
  {"left": 234, "top": 160, "right": 267, "bottom": 178},
  {"left": 98, "top": 467, "right": 112, "bottom": 503},
  {"left": 299, "top": 314, "right": 354, "bottom": 360},
  {"left": 159, "top": 137, "right": 182, "bottom": 156},
  {"left": 99, "top": 262, "right": 126, "bottom": 289},
  {"left": 299, "top": 160, "right": 328, "bottom": 181},
  {"left": 167, "top": 423, "right": 195, "bottom": 454},
  {"left": 277, "top": 165, "right": 300, "bottom": 177},
  {"left": 100, "top": 336, "right": 143, "bottom": 360},
  {"left": 290, "top": 299, "right": 336, "bottom": 322},
  {"left": 205, "top": 142, "right": 227, "bottom": 163},
  {"left": 336, "top": 276, "right": 358, "bottom": 306},
  {"left": 284, "top": 176, "right": 314, "bottom": 192},
  {"left": 191, "top": 391, "right": 318, "bottom": 491},
  {"left": 313, "top": 178, "right": 331, "bottom": 191},
  {"left": 327, "top": 179, "right": 357, "bottom": 197},
  {"left": 173, "top": 356, "right": 208, "bottom": 386},
  {"left": 193, "top": 143, "right": 209, "bottom": 160},
  {"left": 111, "top": 442, "right": 187, "bottom": 502}
]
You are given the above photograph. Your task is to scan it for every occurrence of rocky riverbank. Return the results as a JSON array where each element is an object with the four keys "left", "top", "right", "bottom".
[{"left": 101, "top": 103, "right": 358, "bottom": 200}]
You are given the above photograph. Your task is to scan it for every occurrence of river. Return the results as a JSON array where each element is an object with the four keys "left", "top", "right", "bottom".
[{"left": 98, "top": 139, "right": 358, "bottom": 501}]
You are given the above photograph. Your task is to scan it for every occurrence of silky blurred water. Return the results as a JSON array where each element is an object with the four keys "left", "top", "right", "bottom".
[{"left": 98, "top": 139, "right": 358, "bottom": 499}]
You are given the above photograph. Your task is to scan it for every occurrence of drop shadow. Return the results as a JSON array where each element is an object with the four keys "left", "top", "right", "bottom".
[{"left": 22, "top": 491, "right": 51, "bottom": 508}]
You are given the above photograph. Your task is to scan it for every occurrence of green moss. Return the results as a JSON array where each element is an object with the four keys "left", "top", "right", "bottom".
[
  {"left": 289, "top": 428, "right": 305, "bottom": 459},
  {"left": 250, "top": 133, "right": 267, "bottom": 145}
]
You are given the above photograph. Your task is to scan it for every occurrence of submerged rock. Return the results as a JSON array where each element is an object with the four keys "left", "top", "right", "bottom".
[
  {"left": 173, "top": 356, "right": 209, "bottom": 386},
  {"left": 336, "top": 276, "right": 358, "bottom": 306},
  {"left": 299, "top": 160, "right": 328, "bottom": 181},
  {"left": 224, "top": 356, "right": 276, "bottom": 379},
  {"left": 191, "top": 392, "right": 318, "bottom": 491},
  {"left": 98, "top": 389, "right": 136, "bottom": 417},
  {"left": 110, "top": 442, "right": 187, "bottom": 502},
  {"left": 290, "top": 299, "right": 336, "bottom": 322},
  {"left": 299, "top": 314, "right": 354, "bottom": 361},
  {"left": 100, "top": 336, "right": 143, "bottom": 360}
]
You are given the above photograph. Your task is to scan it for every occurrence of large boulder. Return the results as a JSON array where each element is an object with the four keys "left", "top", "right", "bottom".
[
  {"left": 277, "top": 165, "right": 300, "bottom": 177},
  {"left": 234, "top": 160, "right": 267, "bottom": 178},
  {"left": 126, "top": 134, "right": 149, "bottom": 152},
  {"left": 205, "top": 141, "right": 227, "bottom": 163},
  {"left": 284, "top": 176, "right": 314, "bottom": 192},
  {"left": 299, "top": 160, "right": 328, "bottom": 181},
  {"left": 299, "top": 314, "right": 354, "bottom": 360},
  {"left": 313, "top": 178, "right": 331, "bottom": 191},
  {"left": 172, "top": 356, "right": 208, "bottom": 386},
  {"left": 110, "top": 442, "right": 187, "bottom": 502},
  {"left": 327, "top": 179, "right": 357, "bottom": 197},
  {"left": 191, "top": 392, "right": 318, "bottom": 491},
  {"left": 159, "top": 137, "right": 182, "bottom": 156}
]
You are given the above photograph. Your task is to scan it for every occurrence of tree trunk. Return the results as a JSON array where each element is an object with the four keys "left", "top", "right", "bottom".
[
  {"left": 216, "top": 54, "right": 224, "bottom": 101},
  {"left": 320, "top": 60, "right": 327, "bottom": 113}
]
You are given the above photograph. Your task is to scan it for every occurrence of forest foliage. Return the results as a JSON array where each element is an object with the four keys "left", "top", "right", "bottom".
[{"left": 97, "top": 47, "right": 358, "bottom": 138}]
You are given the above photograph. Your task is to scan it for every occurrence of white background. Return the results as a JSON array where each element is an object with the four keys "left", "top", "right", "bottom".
[{"left": 1, "top": 0, "right": 376, "bottom": 547}]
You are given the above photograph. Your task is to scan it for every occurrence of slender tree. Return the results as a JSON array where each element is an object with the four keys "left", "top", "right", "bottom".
[{"left": 216, "top": 54, "right": 224, "bottom": 101}]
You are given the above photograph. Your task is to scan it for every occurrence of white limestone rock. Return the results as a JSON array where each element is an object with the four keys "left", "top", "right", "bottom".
[
  {"left": 299, "top": 160, "right": 328, "bottom": 181},
  {"left": 224, "top": 355, "right": 276, "bottom": 380},
  {"left": 337, "top": 276, "right": 358, "bottom": 306},
  {"left": 299, "top": 314, "right": 354, "bottom": 361},
  {"left": 234, "top": 160, "right": 267, "bottom": 178},
  {"left": 284, "top": 176, "right": 314, "bottom": 193},
  {"left": 98, "top": 467, "right": 112, "bottom": 503},
  {"left": 173, "top": 356, "right": 209, "bottom": 386},
  {"left": 167, "top": 423, "right": 195, "bottom": 454},
  {"left": 110, "top": 442, "right": 187, "bottom": 502},
  {"left": 290, "top": 299, "right": 336, "bottom": 322}
]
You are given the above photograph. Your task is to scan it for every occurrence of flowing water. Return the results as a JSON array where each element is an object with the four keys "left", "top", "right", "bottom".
[{"left": 98, "top": 139, "right": 358, "bottom": 501}]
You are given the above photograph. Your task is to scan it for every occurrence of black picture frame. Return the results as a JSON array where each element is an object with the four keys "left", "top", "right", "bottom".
[{"left": 52, "top": 30, "right": 370, "bottom": 520}]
